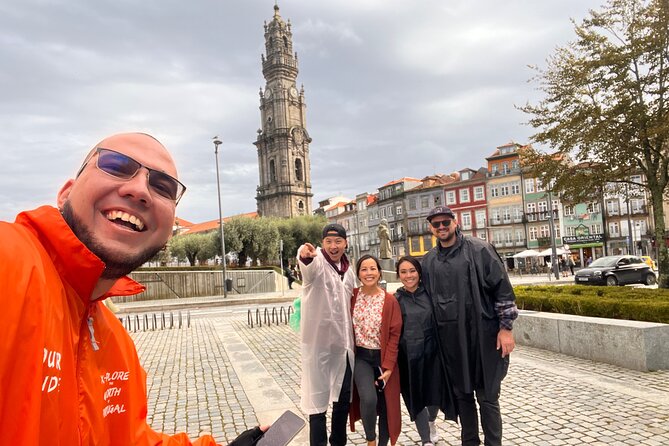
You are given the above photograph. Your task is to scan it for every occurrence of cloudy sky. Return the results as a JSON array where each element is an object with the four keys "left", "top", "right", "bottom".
[{"left": 0, "top": 0, "right": 602, "bottom": 223}]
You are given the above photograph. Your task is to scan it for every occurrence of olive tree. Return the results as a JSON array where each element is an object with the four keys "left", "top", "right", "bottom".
[{"left": 169, "top": 232, "right": 218, "bottom": 266}]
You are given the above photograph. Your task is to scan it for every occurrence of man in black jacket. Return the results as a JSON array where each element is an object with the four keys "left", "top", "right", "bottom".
[{"left": 421, "top": 206, "right": 518, "bottom": 446}]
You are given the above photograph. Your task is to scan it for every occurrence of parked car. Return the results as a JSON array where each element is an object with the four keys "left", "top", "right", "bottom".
[
  {"left": 640, "top": 255, "right": 657, "bottom": 270},
  {"left": 574, "top": 255, "right": 656, "bottom": 286}
]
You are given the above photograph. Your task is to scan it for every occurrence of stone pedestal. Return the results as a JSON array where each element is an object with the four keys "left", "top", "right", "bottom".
[{"left": 379, "top": 258, "right": 395, "bottom": 273}]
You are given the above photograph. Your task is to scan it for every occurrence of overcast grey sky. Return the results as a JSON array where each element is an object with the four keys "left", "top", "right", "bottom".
[{"left": 0, "top": 0, "right": 602, "bottom": 223}]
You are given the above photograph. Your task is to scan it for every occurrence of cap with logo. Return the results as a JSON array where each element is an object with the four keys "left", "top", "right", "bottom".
[
  {"left": 322, "top": 223, "right": 347, "bottom": 239},
  {"left": 426, "top": 205, "right": 455, "bottom": 221}
]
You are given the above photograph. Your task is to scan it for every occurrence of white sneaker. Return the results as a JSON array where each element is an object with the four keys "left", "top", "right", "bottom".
[
  {"left": 423, "top": 443, "right": 434, "bottom": 446},
  {"left": 429, "top": 421, "right": 440, "bottom": 443}
]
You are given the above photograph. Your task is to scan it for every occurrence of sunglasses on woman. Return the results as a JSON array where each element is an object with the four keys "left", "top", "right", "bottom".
[{"left": 77, "top": 148, "right": 186, "bottom": 203}]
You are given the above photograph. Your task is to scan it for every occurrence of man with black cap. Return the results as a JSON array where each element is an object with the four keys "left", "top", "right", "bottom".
[
  {"left": 421, "top": 206, "right": 518, "bottom": 446},
  {"left": 297, "top": 223, "right": 357, "bottom": 446}
]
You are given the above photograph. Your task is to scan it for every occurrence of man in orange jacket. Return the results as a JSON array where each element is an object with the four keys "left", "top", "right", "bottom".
[{"left": 0, "top": 133, "right": 265, "bottom": 446}]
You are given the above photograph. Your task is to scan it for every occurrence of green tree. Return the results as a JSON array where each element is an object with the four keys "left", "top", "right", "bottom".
[
  {"left": 169, "top": 232, "right": 217, "bottom": 266},
  {"left": 521, "top": 0, "right": 669, "bottom": 286},
  {"left": 273, "top": 214, "right": 328, "bottom": 264},
  {"left": 148, "top": 246, "right": 172, "bottom": 267},
  {"left": 215, "top": 216, "right": 280, "bottom": 266},
  {"left": 217, "top": 218, "right": 244, "bottom": 265}
]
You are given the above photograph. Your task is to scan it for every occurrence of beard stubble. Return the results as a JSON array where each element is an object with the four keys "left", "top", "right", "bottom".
[{"left": 61, "top": 201, "right": 164, "bottom": 279}]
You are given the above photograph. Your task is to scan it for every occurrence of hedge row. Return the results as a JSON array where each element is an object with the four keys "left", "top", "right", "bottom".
[{"left": 514, "top": 285, "right": 669, "bottom": 324}]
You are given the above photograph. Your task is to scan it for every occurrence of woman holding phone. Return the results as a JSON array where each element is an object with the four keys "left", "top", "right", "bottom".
[
  {"left": 395, "top": 256, "right": 457, "bottom": 446},
  {"left": 349, "top": 254, "right": 403, "bottom": 446}
]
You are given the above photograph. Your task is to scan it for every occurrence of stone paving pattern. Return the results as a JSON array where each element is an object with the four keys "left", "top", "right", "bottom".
[{"left": 132, "top": 311, "right": 669, "bottom": 445}]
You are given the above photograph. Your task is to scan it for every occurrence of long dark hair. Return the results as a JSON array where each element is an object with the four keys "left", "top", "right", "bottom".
[
  {"left": 356, "top": 254, "right": 382, "bottom": 279},
  {"left": 396, "top": 255, "right": 422, "bottom": 279}
]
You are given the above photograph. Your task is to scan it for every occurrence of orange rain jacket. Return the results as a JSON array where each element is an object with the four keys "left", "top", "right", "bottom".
[{"left": 0, "top": 206, "right": 219, "bottom": 446}]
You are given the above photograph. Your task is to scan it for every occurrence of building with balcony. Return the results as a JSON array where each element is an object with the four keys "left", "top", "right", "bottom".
[
  {"left": 370, "top": 177, "right": 421, "bottom": 258},
  {"left": 523, "top": 175, "right": 562, "bottom": 253},
  {"left": 485, "top": 142, "right": 526, "bottom": 267},
  {"left": 561, "top": 201, "right": 605, "bottom": 265},
  {"left": 604, "top": 174, "right": 653, "bottom": 257},
  {"left": 444, "top": 167, "right": 489, "bottom": 242},
  {"left": 405, "top": 174, "right": 457, "bottom": 257},
  {"left": 351, "top": 193, "right": 373, "bottom": 260}
]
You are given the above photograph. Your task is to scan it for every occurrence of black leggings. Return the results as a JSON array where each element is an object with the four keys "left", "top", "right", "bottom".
[{"left": 354, "top": 347, "right": 389, "bottom": 446}]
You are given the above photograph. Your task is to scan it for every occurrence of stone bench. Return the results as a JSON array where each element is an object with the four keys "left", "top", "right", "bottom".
[{"left": 514, "top": 310, "right": 669, "bottom": 371}]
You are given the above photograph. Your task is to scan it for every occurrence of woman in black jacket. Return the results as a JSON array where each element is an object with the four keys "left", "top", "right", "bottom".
[{"left": 394, "top": 256, "right": 457, "bottom": 446}]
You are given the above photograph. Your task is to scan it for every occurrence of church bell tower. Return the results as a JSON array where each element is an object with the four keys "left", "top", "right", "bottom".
[{"left": 253, "top": 4, "right": 313, "bottom": 217}]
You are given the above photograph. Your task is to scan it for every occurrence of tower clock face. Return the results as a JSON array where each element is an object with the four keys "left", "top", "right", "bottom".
[
  {"left": 265, "top": 87, "right": 273, "bottom": 99},
  {"left": 289, "top": 86, "right": 298, "bottom": 98}
]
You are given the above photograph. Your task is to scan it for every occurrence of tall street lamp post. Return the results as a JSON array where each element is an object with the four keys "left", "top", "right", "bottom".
[
  {"left": 547, "top": 188, "right": 560, "bottom": 280},
  {"left": 213, "top": 136, "right": 228, "bottom": 298},
  {"left": 625, "top": 183, "right": 634, "bottom": 255}
]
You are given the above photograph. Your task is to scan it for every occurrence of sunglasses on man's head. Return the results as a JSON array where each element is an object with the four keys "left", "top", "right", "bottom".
[
  {"left": 430, "top": 219, "right": 452, "bottom": 229},
  {"left": 78, "top": 148, "right": 186, "bottom": 203}
]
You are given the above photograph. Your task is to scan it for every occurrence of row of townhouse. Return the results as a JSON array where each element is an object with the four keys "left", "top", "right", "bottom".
[{"left": 319, "top": 142, "right": 657, "bottom": 270}]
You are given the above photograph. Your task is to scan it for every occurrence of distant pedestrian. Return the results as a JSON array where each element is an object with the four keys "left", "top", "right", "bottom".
[
  {"left": 561, "top": 258, "right": 569, "bottom": 277},
  {"left": 284, "top": 264, "right": 296, "bottom": 289},
  {"left": 297, "top": 223, "right": 356, "bottom": 446},
  {"left": 586, "top": 256, "right": 593, "bottom": 266},
  {"left": 568, "top": 256, "right": 575, "bottom": 275}
]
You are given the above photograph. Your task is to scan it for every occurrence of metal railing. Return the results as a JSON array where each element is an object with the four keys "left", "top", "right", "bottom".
[
  {"left": 247, "top": 306, "right": 294, "bottom": 328},
  {"left": 119, "top": 311, "right": 191, "bottom": 332}
]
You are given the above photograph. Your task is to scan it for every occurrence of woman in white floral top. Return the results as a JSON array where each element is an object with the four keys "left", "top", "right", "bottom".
[{"left": 349, "top": 255, "right": 403, "bottom": 446}]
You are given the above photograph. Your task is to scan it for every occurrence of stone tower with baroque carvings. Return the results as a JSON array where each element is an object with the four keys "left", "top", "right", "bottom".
[{"left": 253, "top": 4, "right": 313, "bottom": 218}]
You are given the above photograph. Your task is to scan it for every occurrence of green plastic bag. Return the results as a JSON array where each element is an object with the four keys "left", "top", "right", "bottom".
[{"left": 289, "top": 295, "right": 301, "bottom": 332}]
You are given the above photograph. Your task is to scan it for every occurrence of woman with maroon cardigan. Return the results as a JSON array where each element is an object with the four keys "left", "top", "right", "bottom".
[{"left": 349, "top": 255, "right": 403, "bottom": 446}]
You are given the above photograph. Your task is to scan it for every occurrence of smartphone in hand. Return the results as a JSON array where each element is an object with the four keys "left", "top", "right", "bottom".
[
  {"left": 256, "top": 410, "right": 306, "bottom": 446},
  {"left": 374, "top": 366, "right": 385, "bottom": 392}
]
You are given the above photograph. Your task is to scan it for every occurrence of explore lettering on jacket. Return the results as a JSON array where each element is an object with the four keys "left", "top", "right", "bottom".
[
  {"left": 42, "top": 348, "right": 62, "bottom": 393},
  {"left": 100, "top": 370, "right": 130, "bottom": 418}
]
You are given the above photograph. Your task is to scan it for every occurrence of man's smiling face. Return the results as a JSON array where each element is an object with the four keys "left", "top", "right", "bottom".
[
  {"left": 429, "top": 216, "right": 457, "bottom": 247},
  {"left": 57, "top": 133, "right": 178, "bottom": 279},
  {"left": 322, "top": 235, "right": 347, "bottom": 263}
]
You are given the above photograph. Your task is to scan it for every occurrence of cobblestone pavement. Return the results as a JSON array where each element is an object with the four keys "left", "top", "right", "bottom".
[{"left": 132, "top": 312, "right": 669, "bottom": 446}]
